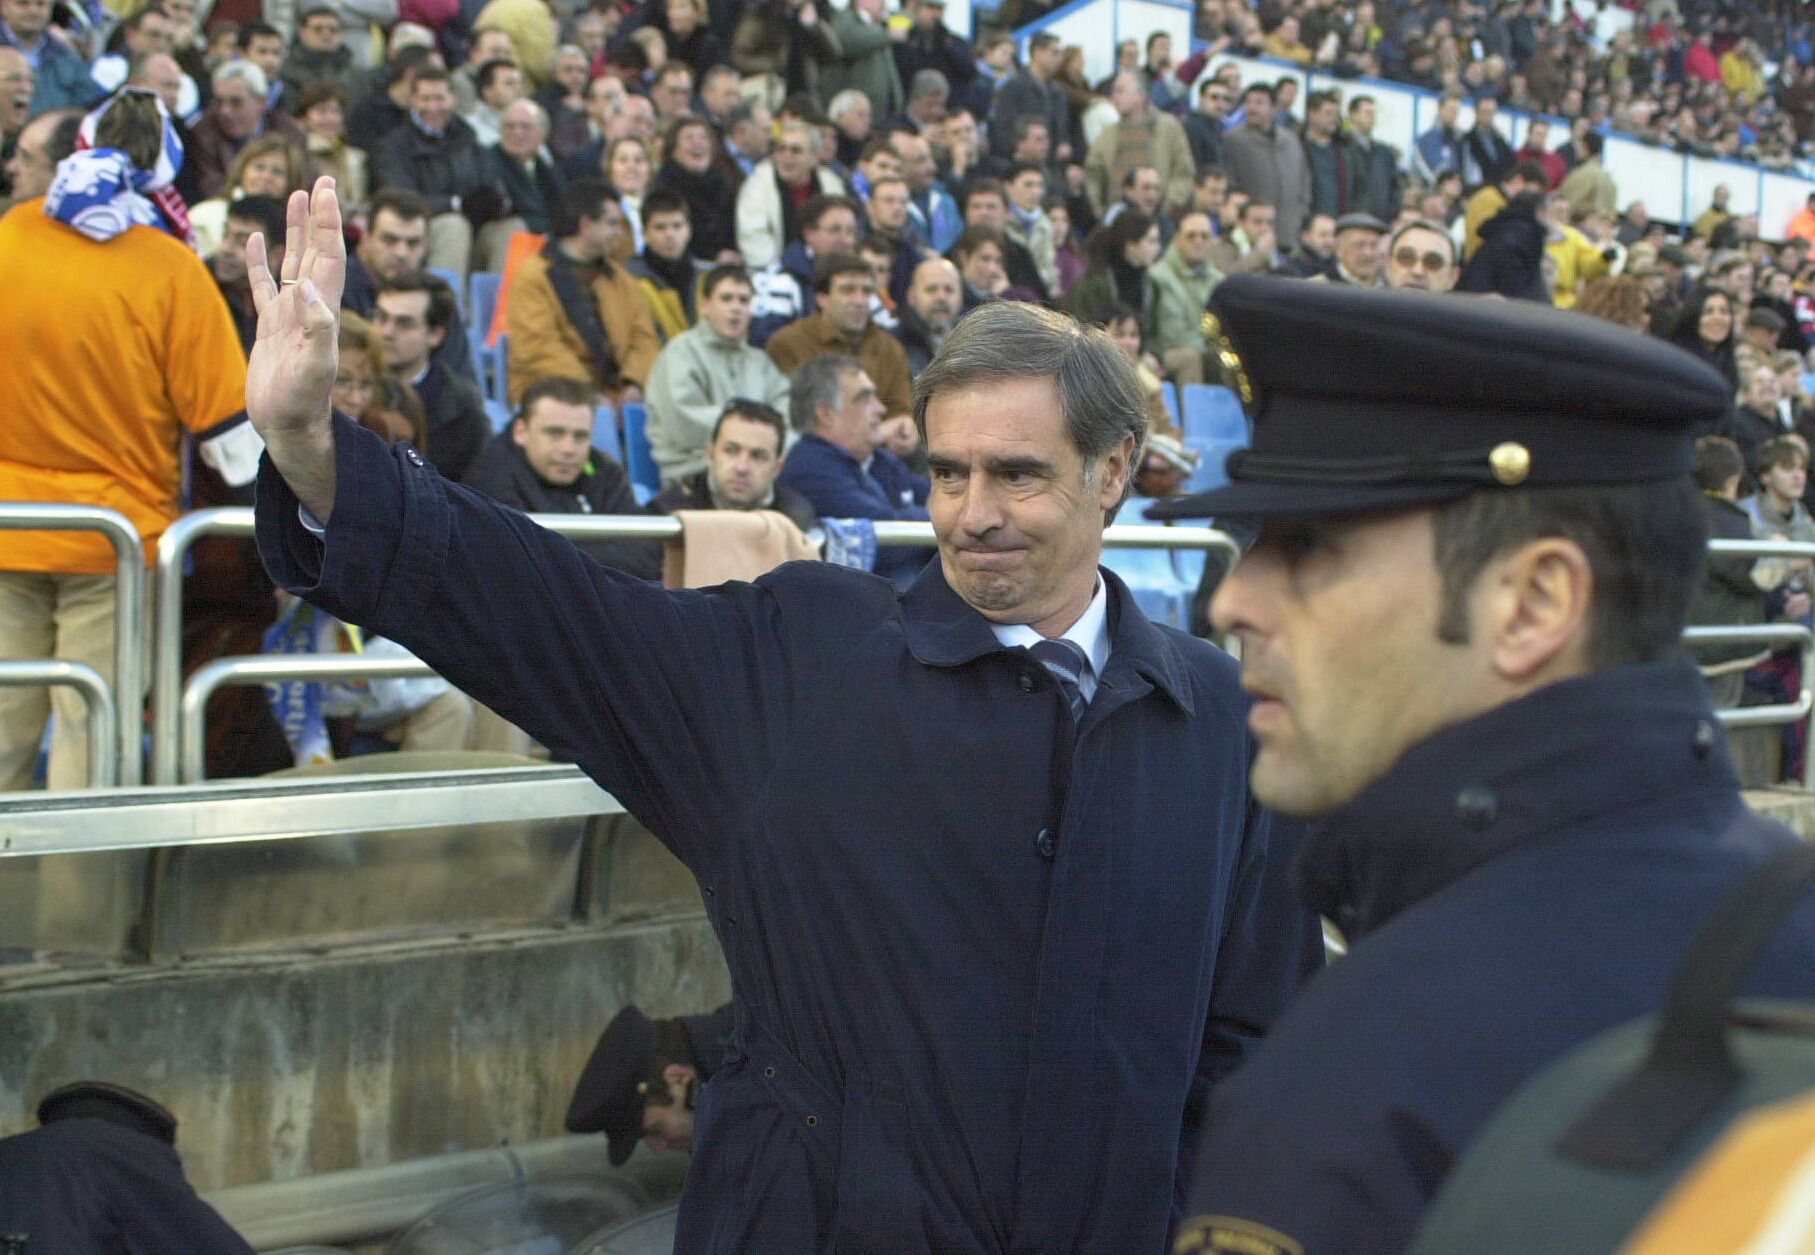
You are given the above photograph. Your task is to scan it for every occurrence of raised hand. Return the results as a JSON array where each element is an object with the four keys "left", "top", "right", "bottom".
[{"left": 246, "top": 177, "right": 346, "bottom": 520}]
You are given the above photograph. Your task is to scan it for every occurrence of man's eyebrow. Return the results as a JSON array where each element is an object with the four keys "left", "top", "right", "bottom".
[{"left": 982, "top": 454, "right": 1056, "bottom": 477}]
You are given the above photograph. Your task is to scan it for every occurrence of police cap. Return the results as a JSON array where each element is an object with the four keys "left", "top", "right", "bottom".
[
  {"left": 565, "top": 1004, "right": 657, "bottom": 1166},
  {"left": 1150, "top": 276, "right": 1730, "bottom": 521},
  {"left": 37, "top": 1081, "right": 178, "bottom": 1145}
]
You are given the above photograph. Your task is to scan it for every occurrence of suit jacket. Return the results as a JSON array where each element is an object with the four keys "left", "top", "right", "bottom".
[{"left": 1221, "top": 121, "right": 1312, "bottom": 245}]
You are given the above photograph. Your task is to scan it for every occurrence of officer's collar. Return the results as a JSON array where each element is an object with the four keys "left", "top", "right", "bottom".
[
  {"left": 899, "top": 559, "right": 1194, "bottom": 713},
  {"left": 1298, "top": 660, "right": 1736, "bottom": 940}
]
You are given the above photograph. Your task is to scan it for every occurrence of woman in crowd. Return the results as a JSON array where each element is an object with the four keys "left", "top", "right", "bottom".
[
  {"left": 654, "top": 115, "right": 739, "bottom": 262},
  {"left": 1668, "top": 285, "right": 1742, "bottom": 393},
  {"left": 1060, "top": 209, "right": 1160, "bottom": 327},
  {"left": 187, "top": 136, "right": 306, "bottom": 257},
  {"left": 657, "top": 0, "right": 724, "bottom": 75},
  {"left": 1575, "top": 274, "right": 1651, "bottom": 334},
  {"left": 1047, "top": 198, "right": 1086, "bottom": 296},
  {"left": 605, "top": 134, "right": 653, "bottom": 256},
  {"left": 295, "top": 82, "right": 367, "bottom": 214},
  {"left": 1098, "top": 302, "right": 1171, "bottom": 437}
]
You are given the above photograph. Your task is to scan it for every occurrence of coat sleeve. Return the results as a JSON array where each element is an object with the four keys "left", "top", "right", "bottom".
[
  {"left": 255, "top": 413, "right": 786, "bottom": 865},
  {"left": 506, "top": 264, "right": 596, "bottom": 402},
  {"left": 736, "top": 175, "right": 781, "bottom": 271}
]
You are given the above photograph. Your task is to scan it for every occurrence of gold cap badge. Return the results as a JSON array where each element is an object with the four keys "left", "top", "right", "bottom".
[
  {"left": 1489, "top": 442, "right": 1531, "bottom": 485},
  {"left": 1201, "top": 312, "right": 1254, "bottom": 405}
]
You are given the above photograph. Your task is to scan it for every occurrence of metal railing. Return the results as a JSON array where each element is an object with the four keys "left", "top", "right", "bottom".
[
  {"left": 149, "top": 508, "right": 1242, "bottom": 783},
  {"left": 0, "top": 660, "right": 117, "bottom": 787},
  {"left": 0, "top": 504, "right": 145, "bottom": 785},
  {"left": 1695, "top": 538, "right": 1815, "bottom": 790}
]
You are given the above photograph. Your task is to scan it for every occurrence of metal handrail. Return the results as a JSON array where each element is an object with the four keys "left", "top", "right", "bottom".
[
  {"left": 0, "top": 504, "right": 145, "bottom": 784},
  {"left": 0, "top": 660, "right": 117, "bottom": 787},
  {"left": 150, "top": 507, "right": 1243, "bottom": 783},
  {"left": 180, "top": 654, "right": 437, "bottom": 784}
]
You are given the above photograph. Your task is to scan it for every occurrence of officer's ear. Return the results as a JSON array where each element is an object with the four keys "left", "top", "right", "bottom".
[{"left": 1479, "top": 535, "right": 1595, "bottom": 686}]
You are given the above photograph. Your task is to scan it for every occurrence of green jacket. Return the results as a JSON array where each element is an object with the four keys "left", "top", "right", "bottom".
[
  {"left": 1145, "top": 244, "right": 1223, "bottom": 358},
  {"left": 815, "top": 10, "right": 903, "bottom": 117}
]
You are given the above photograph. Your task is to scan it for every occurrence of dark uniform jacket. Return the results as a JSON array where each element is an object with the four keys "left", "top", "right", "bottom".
[
  {"left": 0, "top": 1119, "right": 254, "bottom": 1253},
  {"left": 255, "top": 414, "right": 1321, "bottom": 1255},
  {"left": 1180, "top": 663, "right": 1815, "bottom": 1255}
]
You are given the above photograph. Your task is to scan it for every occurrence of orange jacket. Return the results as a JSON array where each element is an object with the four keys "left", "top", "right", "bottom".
[{"left": 505, "top": 248, "right": 662, "bottom": 403}]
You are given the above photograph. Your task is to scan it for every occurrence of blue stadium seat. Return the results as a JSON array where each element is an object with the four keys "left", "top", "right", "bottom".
[
  {"left": 1103, "top": 497, "right": 1191, "bottom": 628},
  {"left": 429, "top": 267, "right": 465, "bottom": 316},
  {"left": 469, "top": 272, "right": 502, "bottom": 338},
  {"left": 484, "top": 399, "right": 512, "bottom": 432},
  {"left": 479, "top": 333, "right": 511, "bottom": 407},
  {"left": 621, "top": 403, "right": 661, "bottom": 503},
  {"left": 1183, "top": 436, "right": 1244, "bottom": 495},
  {"left": 1161, "top": 381, "right": 1180, "bottom": 428},
  {"left": 591, "top": 403, "right": 623, "bottom": 465},
  {"left": 1181, "top": 384, "right": 1248, "bottom": 444}
]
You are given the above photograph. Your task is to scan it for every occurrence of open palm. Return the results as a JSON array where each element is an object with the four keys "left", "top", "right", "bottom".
[{"left": 246, "top": 177, "right": 346, "bottom": 442}]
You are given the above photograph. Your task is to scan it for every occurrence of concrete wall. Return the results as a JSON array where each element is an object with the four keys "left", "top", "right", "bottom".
[{"left": 0, "top": 819, "right": 730, "bottom": 1191}]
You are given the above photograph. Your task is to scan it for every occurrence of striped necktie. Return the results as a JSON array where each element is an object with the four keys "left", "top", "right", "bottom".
[{"left": 1029, "top": 638, "right": 1089, "bottom": 721}]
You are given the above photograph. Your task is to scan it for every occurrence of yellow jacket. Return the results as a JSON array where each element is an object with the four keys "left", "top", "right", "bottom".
[
  {"left": 506, "top": 250, "right": 662, "bottom": 403},
  {"left": 1546, "top": 224, "right": 1610, "bottom": 309},
  {"left": 1721, "top": 49, "right": 1765, "bottom": 100}
]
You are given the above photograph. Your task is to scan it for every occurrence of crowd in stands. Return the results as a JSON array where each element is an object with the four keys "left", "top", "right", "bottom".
[{"left": 9, "top": 0, "right": 1815, "bottom": 781}]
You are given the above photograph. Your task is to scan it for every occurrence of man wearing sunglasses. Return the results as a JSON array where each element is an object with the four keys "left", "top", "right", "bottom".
[
  {"left": 1384, "top": 218, "right": 1459, "bottom": 293},
  {"left": 1186, "top": 77, "right": 1229, "bottom": 172}
]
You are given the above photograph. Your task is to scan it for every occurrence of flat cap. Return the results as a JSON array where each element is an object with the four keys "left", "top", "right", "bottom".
[
  {"left": 1149, "top": 276, "right": 1730, "bottom": 521},
  {"left": 565, "top": 1004, "right": 657, "bottom": 1165},
  {"left": 1334, "top": 212, "right": 1389, "bottom": 235}
]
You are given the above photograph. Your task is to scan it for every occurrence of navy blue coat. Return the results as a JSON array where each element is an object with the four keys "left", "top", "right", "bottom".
[
  {"left": 256, "top": 415, "right": 1321, "bottom": 1253},
  {"left": 1177, "top": 662, "right": 1815, "bottom": 1255},
  {"left": 0, "top": 1120, "right": 254, "bottom": 1253},
  {"left": 775, "top": 433, "right": 934, "bottom": 586}
]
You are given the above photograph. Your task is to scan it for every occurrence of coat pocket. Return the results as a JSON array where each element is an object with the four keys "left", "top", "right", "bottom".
[{"left": 833, "top": 1083, "right": 921, "bottom": 1254}]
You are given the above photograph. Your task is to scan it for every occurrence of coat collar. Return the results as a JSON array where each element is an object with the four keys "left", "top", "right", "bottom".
[
  {"left": 1298, "top": 660, "right": 1736, "bottom": 940},
  {"left": 898, "top": 558, "right": 1195, "bottom": 714}
]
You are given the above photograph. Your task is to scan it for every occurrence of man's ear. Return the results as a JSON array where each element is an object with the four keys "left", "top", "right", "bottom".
[
  {"left": 1481, "top": 536, "right": 1595, "bottom": 684},
  {"left": 510, "top": 419, "right": 528, "bottom": 448},
  {"left": 1094, "top": 433, "right": 1137, "bottom": 509}
]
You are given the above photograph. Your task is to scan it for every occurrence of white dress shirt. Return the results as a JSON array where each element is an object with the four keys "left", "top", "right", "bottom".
[{"left": 986, "top": 576, "right": 1111, "bottom": 701}]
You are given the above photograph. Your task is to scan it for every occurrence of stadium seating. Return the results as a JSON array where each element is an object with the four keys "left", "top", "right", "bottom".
[
  {"left": 1180, "top": 385, "right": 1247, "bottom": 444},
  {"left": 1103, "top": 497, "right": 1194, "bottom": 628},
  {"left": 620, "top": 404, "right": 660, "bottom": 504},
  {"left": 430, "top": 268, "right": 465, "bottom": 316},
  {"left": 592, "top": 404, "right": 624, "bottom": 465}
]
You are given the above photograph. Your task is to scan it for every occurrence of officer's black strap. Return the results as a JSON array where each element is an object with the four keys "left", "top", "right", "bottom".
[
  {"left": 1554, "top": 839, "right": 1815, "bottom": 1172},
  {"left": 1226, "top": 447, "right": 1507, "bottom": 487}
]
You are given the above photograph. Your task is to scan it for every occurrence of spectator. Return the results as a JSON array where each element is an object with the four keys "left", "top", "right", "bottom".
[
  {"left": 508, "top": 178, "right": 662, "bottom": 405},
  {"left": 653, "top": 399, "right": 817, "bottom": 530},
  {"left": 896, "top": 67, "right": 950, "bottom": 137},
  {"left": 296, "top": 82, "right": 366, "bottom": 211},
  {"left": 646, "top": 265, "right": 793, "bottom": 483},
  {"left": 1668, "top": 285, "right": 1741, "bottom": 394},
  {"left": 863, "top": 172, "right": 922, "bottom": 306},
  {"left": 653, "top": 116, "right": 738, "bottom": 263},
  {"left": 341, "top": 190, "right": 477, "bottom": 388},
  {"left": 0, "top": 48, "right": 32, "bottom": 196},
  {"left": 1383, "top": 218, "right": 1458, "bottom": 293},
  {"left": 1457, "top": 188, "right": 1549, "bottom": 301},
  {"left": 989, "top": 30, "right": 1069, "bottom": 162},
  {"left": 235, "top": 22, "right": 287, "bottom": 110},
  {"left": 1557, "top": 129, "right": 1616, "bottom": 219},
  {"left": 373, "top": 272, "right": 491, "bottom": 481},
  {"left": 209, "top": 193, "right": 286, "bottom": 353},
  {"left": 939, "top": 106, "right": 989, "bottom": 198},
  {"left": 1343, "top": 95, "right": 1402, "bottom": 223},
  {"left": 1207, "top": 196, "right": 1279, "bottom": 276},
  {"left": 650, "top": 61, "right": 695, "bottom": 127},
  {"left": 1222, "top": 81, "right": 1310, "bottom": 246},
  {"left": 278, "top": 6, "right": 356, "bottom": 113},
  {"left": 552, "top": 72, "right": 620, "bottom": 167},
  {"left": 1544, "top": 194, "right": 1612, "bottom": 309},
  {"left": 657, "top": 0, "right": 723, "bottom": 76},
  {"left": 815, "top": 0, "right": 903, "bottom": 120},
  {"left": 893, "top": 0, "right": 970, "bottom": 106},
  {"left": 627, "top": 189, "right": 707, "bottom": 341},
  {"left": 1688, "top": 435, "right": 1770, "bottom": 711},
  {"left": 894, "top": 254, "right": 961, "bottom": 373},
  {"left": 735, "top": 118, "right": 845, "bottom": 270},
  {"left": 126, "top": 51, "right": 186, "bottom": 121},
  {"left": 1262, "top": 14, "right": 1313, "bottom": 64},
  {"left": 1186, "top": 78, "right": 1229, "bottom": 174},
  {"left": 1145, "top": 209, "right": 1221, "bottom": 384},
  {"left": 463, "top": 377, "right": 664, "bottom": 579},
  {"left": 955, "top": 28, "right": 1013, "bottom": 120},
  {"left": 1512, "top": 116, "right": 1564, "bottom": 189},
  {"left": 188, "top": 134, "right": 305, "bottom": 257},
  {"left": 950, "top": 224, "right": 1011, "bottom": 307},
  {"left": 1412, "top": 94, "right": 1464, "bottom": 185},
  {"left": 2, "top": 105, "right": 78, "bottom": 206},
  {"left": 1, "top": 0, "right": 104, "bottom": 112},
  {"left": 749, "top": 192, "right": 860, "bottom": 346},
  {"left": 1003, "top": 160, "right": 1057, "bottom": 294},
  {"left": 464, "top": 58, "right": 526, "bottom": 147},
  {"left": 602, "top": 134, "right": 653, "bottom": 256},
  {"left": 1463, "top": 159, "right": 1546, "bottom": 261},
  {"left": 185, "top": 60, "right": 304, "bottom": 202},
  {"left": 827, "top": 87, "right": 873, "bottom": 168},
  {"left": 1314, "top": 212, "right": 1388, "bottom": 288},
  {"left": 767, "top": 251, "right": 914, "bottom": 424},
  {"left": 1576, "top": 274, "right": 1654, "bottom": 334},
  {"left": 959, "top": 177, "right": 1048, "bottom": 300},
  {"left": 720, "top": 98, "right": 771, "bottom": 179},
  {"left": 775, "top": 352, "right": 931, "bottom": 587},
  {"left": 1693, "top": 185, "right": 1734, "bottom": 243},
  {"left": 492, "top": 97, "right": 562, "bottom": 236},
  {"left": 371, "top": 66, "right": 508, "bottom": 276},
  {"left": 345, "top": 43, "right": 438, "bottom": 152},
  {"left": 1282, "top": 211, "right": 1335, "bottom": 279},
  {"left": 1062, "top": 208, "right": 1158, "bottom": 326},
  {"left": 1144, "top": 31, "right": 1185, "bottom": 113},
  {"left": 537, "top": 43, "right": 589, "bottom": 141},
  {"left": 0, "top": 90, "right": 252, "bottom": 790},
  {"left": 1084, "top": 70, "right": 1192, "bottom": 221},
  {"left": 1098, "top": 302, "right": 1171, "bottom": 435},
  {"left": 1459, "top": 95, "right": 1513, "bottom": 190},
  {"left": 1729, "top": 362, "right": 1795, "bottom": 479},
  {"left": 888, "top": 125, "right": 959, "bottom": 255},
  {"left": 91, "top": 6, "right": 197, "bottom": 118},
  {"left": 1299, "top": 89, "right": 1354, "bottom": 220}
]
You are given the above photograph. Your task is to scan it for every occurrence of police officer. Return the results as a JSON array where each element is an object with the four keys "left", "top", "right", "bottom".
[
  {"left": 565, "top": 1003, "right": 734, "bottom": 1161},
  {"left": 1152, "top": 276, "right": 1815, "bottom": 1255},
  {"left": 0, "top": 1082, "right": 254, "bottom": 1252}
]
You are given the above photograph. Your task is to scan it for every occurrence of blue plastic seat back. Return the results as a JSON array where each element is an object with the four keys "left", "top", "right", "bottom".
[
  {"left": 621, "top": 403, "right": 661, "bottom": 499},
  {"left": 591, "top": 403, "right": 623, "bottom": 464},
  {"left": 468, "top": 272, "right": 503, "bottom": 336},
  {"left": 1102, "top": 497, "right": 1190, "bottom": 628},
  {"left": 429, "top": 267, "right": 465, "bottom": 316},
  {"left": 484, "top": 399, "right": 512, "bottom": 433},
  {"left": 1181, "top": 384, "right": 1248, "bottom": 444}
]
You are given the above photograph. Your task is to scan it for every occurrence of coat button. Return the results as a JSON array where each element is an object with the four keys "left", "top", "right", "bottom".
[
  {"left": 1035, "top": 828, "right": 1056, "bottom": 859},
  {"left": 704, "top": 884, "right": 714, "bottom": 897},
  {"left": 1018, "top": 672, "right": 1037, "bottom": 693},
  {"left": 806, "top": 1115, "right": 818, "bottom": 1127},
  {"left": 1693, "top": 720, "right": 1717, "bottom": 759},
  {"left": 763, "top": 1066, "right": 776, "bottom": 1078},
  {"left": 1455, "top": 786, "right": 1497, "bottom": 829}
]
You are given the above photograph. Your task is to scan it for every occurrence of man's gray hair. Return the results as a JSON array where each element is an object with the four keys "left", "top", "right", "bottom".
[
  {"left": 910, "top": 68, "right": 950, "bottom": 101},
  {"left": 827, "top": 88, "right": 869, "bottom": 122},
  {"left": 913, "top": 303, "right": 1148, "bottom": 518},
  {"left": 790, "top": 354, "right": 862, "bottom": 433},
  {"left": 213, "top": 58, "right": 268, "bottom": 97}
]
